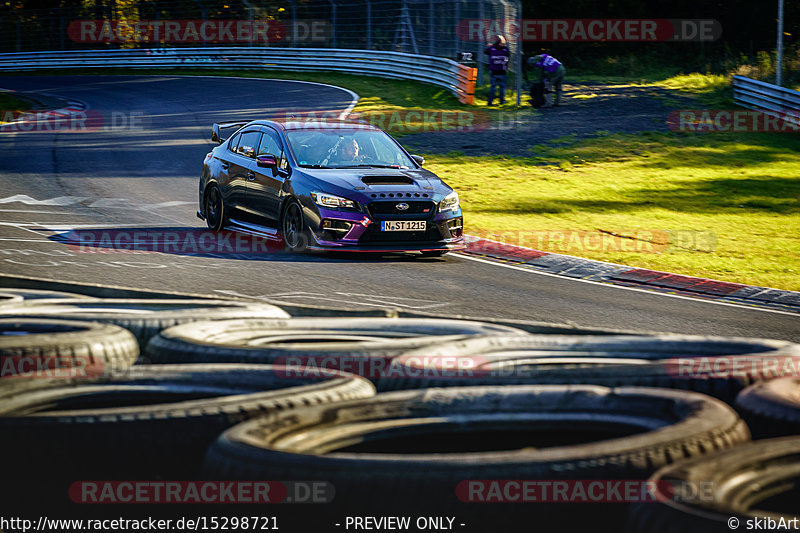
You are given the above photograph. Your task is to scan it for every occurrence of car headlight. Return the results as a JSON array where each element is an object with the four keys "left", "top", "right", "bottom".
[
  {"left": 439, "top": 191, "right": 459, "bottom": 212},
  {"left": 311, "top": 192, "right": 357, "bottom": 210}
]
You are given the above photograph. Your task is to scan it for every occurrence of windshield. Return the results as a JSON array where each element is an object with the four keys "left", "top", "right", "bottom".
[{"left": 285, "top": 128, "right": 416, "bottom": 169}]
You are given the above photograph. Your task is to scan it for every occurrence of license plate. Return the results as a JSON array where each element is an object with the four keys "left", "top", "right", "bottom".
[{"left": 381, "top": 220, "right": 426, "bottom": 231}]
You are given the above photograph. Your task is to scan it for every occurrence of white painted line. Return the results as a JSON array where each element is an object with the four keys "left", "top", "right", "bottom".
[
  {"left": 0, "top": 223, "right": 52, "bottom": 237},
  {"left": 0, "top": 195, "right": 88, "bottom": 206},
  {"left": 29, "top": 223, "right": 171, "bottom": 230},
  {"left": 0, "top": 194, "right": 194, "bottom": 211},
  {"left": 214, "top": 289, "right": 447, "bottom": 309},
  {"left": 269, "top": 290, "right": 449, "bottom": 308},
  {"left": 452, "top": 253, "right": 800, "bottom": 317}
]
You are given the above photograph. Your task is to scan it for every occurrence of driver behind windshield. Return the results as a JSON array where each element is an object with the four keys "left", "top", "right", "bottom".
[{"left": 329, "top": 138, "right": 363, "bottom": 166}]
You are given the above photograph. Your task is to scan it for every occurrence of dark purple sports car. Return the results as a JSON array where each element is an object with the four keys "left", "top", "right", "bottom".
[{"left": 198, "top": 119, "right": 464, "bottom": 255}]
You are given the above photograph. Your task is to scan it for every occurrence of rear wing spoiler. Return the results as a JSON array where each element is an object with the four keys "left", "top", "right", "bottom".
[{"left": 211, "top": 122, "right": 249, "bottom": 144}]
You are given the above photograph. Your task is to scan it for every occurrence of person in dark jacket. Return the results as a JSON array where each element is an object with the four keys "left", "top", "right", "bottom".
[
  {"left": 527, "top": 53, "right": 566, "bottom": 107},
  {"left": 484, "top": 35, "right": 510, "bottom": 106}
]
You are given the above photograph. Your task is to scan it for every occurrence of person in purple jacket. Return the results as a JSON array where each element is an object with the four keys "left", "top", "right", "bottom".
[
  {"left": 527, "top": 53, "right": 566, "bottom": 107},
  {"left": 484, "top": 35, "right": 510, "bottom": 106}
]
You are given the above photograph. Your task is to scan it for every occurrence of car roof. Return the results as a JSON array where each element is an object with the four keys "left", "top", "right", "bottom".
[{"left": 247, "top": 119, "right": 381, "bottom": 132}]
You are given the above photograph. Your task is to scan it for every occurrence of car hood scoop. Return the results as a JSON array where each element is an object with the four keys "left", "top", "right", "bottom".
[{"left": 360, "top": 175, "right": 415, "bottom": 186}]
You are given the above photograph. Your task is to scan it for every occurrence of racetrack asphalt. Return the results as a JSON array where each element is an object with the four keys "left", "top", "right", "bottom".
[{"left": 0, "top": 75, "right": 798, "bottom": 342}]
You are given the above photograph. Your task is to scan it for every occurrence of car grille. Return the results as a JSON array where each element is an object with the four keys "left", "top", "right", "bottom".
[
  {"left": 359, "top": 223, "right": 443, "bottom": 244},
  {"left": 367, "top": 201, "right": 436, "bottom": 218}
]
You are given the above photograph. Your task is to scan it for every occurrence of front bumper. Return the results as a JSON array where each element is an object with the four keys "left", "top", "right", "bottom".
[{"left": 308, "top": 205, "right": 464, "bottom": 252}]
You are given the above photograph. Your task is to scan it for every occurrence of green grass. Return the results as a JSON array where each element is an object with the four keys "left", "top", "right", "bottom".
[
  {"left": 5, "top": 68, "right": 797, "bottom": 290},
  {"left": 426, "top": 132, "right": 800, "bottom": 290}
]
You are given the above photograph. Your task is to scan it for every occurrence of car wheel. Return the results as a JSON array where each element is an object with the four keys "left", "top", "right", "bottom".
[
  {"left": 204, "top": 185, "right": 226, "bottom": 231},
  {"left": 420, "top": 250, "right": 447, "bottom": 257},
  {"left": 281, "top": 199, "right": 308, "bottom": 252}
]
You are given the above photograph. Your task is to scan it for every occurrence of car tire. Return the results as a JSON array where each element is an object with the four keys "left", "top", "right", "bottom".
[
  {"left": 204, "top": 184, "right": 226, "bottom": 231},
  {"left": 281, "top": 198, "right": 309, "bottom": 252},
  {"left": 626, "top": 437, "right": 800, "bottom": 533},
  {"left": 377, "top": 334, "right": 800, "bottom": 402},
  {"left": 204, "top": 385, "right": 749, "bottom": 529},
  {"left": 420, "top": 250, "right": 448, "bottom": 257},
  {"left": 0, "top": 298, "right": 290, "bottom": 349},
  {"left": 144, "top": 317, "right": 527, "bottom": 377},
  {"left": 0, "top": 363, "right": 375, "bottom": 479},
  {"left": 0, "top": 318, "right": 139, "bottom": 380},
  {"left": 735, "top": 378, "right": 800, "bottom": 439}
]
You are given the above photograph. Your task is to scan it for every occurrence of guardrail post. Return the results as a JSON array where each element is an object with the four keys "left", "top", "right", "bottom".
[
  {"left": 188, "top": 0, "right": 207, "bottom": 48},
  {"left": 14, "top": 11, "right": 21, "bottom": 52},
  {"left": 514, "top": 0, "right": 521, "bottom": 106},
  {"left": 241, "top": 0, "right": 254, "bottom": 47},
  {"left": 476, "top": 0, "right": 484, "bottom": 88},
  {"left": 59, "top": 10, "right": 66, "bottom": 50},
  {"left": 329, "top": 0, "right": 337, "bottom": 48},
  {"left": 428, "top": 0, "right": 434, "bottom": 56},
  {"left": 287, "top": 0, "right": 297, "bottom": 47},
  {"left": 777, "top": 0, "right": 784, "bottom": 86},
  {"left": 453, "top": 0, "right": 460, "bottom": 60}
]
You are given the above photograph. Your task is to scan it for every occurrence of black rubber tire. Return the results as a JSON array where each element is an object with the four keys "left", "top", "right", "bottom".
[
  {"left": 0, "top": 288, "right": 93, "bottom": 302},
  {"left": 204, "top": 184, "right": 226, "bottom": 232},
  {"left": 0, "top": 363, "right": 375, "bottom": 479},
  {"left": 0, "top": 298, "right": 289, "bottom": 348},
  {"left": 204, "top": 385, "right": 749, "bottom": 528},
  {"left": 627, "top": 437, "right": 800, "bottom": 533},
  {"left": 735, "top": 378, "right": 800, "bottom": 438},
  {"left": 377, "top": 334, "right": 800, "bottom": 403},
  {"left": 420, "top": 250, "right": 448, "bottom": 257},
  {"left": 281, "top": 198, "right": 309, "bottom": 252},
  {"left": 145, "top": 317, "right": 527, "bottom": 381},
  {"left": 0, "top": 319, "right": 138, "bottom": 381}
]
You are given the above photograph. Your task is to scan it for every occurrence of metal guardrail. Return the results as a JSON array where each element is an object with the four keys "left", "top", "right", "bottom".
[
  {"left": 733, "top": 75, "right": 800, "bottom": 116},
  {"left": 0, "top": 47, "right": 477, "bottom": 104}
]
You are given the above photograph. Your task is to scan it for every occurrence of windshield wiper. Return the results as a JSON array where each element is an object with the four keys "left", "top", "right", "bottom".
[{"left": 300, "top": 164, "right": 332, "bottom": 168}]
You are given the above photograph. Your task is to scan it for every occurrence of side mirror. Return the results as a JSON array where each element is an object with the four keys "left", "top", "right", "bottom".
[
  {"left": 257, "top": 155, "right": 278, "bottom": 168},
  {"left": 411, "top": 154, "right": 425, "bottom": 166}
]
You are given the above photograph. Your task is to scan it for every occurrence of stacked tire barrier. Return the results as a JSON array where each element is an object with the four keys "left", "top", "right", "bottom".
[{"left": 1, "top": 280, "right": 800, "bottom": 531}]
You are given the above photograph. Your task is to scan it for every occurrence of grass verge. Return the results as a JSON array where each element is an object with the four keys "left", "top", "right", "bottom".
[{"left": 425, "top": 131, "right": 800, "bottom": 291}]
